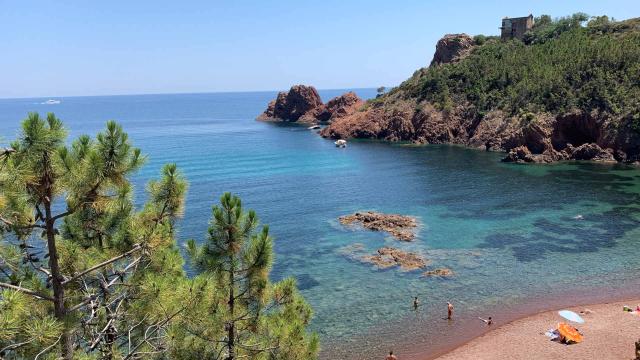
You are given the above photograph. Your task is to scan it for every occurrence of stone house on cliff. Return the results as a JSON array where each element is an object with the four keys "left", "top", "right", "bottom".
[{"left": 500, "top": 14, "right": 534, "bottom": 40}]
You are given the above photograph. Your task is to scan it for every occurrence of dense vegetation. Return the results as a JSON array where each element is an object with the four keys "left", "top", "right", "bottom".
[
  {"left": 395, "top": 14, "right": 640, "bottom": 123},
  {"left": 0, "top": 114, "right": 318, "bottom": 359}
]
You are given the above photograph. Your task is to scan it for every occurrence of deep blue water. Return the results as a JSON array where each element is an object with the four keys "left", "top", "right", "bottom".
[{"left": 1, "top": 91, "right": 639, "bottom": 359}]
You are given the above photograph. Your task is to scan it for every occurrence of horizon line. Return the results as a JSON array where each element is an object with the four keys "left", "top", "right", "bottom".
[{"left": 0, "top": 86, "right": 382, "bottom": 101}]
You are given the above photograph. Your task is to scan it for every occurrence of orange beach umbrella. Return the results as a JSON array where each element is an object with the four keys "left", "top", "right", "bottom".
[{"left": 557, "top": 322, "right": 583, "bottom": 343}]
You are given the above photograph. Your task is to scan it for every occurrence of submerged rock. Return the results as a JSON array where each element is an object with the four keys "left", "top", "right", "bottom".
[
  {"left": 295, "top": 273, "right": 320, "bottom": 290},
  {"left": 422, "top": 268, "right": 454, "bottom": 277},
  {"left": 339, "top": 211, "right": 418, "bottom": 241},
  {"left": 362, "top": 247, "right": 428, "bottom": 271}
]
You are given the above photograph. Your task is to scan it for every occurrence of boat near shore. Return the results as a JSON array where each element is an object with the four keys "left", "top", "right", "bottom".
[
  {"left": 43, "top": 99, "right": 61, "bottom": 104},
  {"left": 335, "top": 139, "right": 347, "bottom": 148}
]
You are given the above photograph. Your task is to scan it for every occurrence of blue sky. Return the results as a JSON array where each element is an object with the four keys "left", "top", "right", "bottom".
[{"left": 1, "top": 0, "right": 639, "bottom": 98}]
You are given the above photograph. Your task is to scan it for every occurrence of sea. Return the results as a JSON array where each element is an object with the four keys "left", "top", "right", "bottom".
[{"left": 1, "top": 90, "right": 639, "bottom": 359}]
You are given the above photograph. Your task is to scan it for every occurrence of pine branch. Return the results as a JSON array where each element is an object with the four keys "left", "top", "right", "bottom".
[
  {"left": 34, "top": 335, "right": 62, "bottom": 360},
  {"left": 0, "top": 215, "right": 47, "bottom": 230},
  {"left": 0, "top": 339, "right": 34, "bottom": 354},
  {"left": 0, "top": 281, "right": 54, "bottom": 301},
  {"left": 123, "top": 308, "right": 185, "bottom": 360},
  {"left": 51, "top": 180, "right": 105, "bottom": 223},
  {"left": 62, "top": 244, "right": 142, "bottom": 286},
  {"left": 50, "top": 210, "right": 73, "bottom": 222}
]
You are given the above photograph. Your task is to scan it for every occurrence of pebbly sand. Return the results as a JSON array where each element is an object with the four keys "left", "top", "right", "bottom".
[{"left": 434, "top": 299, "right": 640, "bottom": 360}]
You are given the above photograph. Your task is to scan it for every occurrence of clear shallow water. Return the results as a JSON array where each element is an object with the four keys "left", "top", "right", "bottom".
[{"left": 1, "top": 91, "right": 639, "bottom": 359}]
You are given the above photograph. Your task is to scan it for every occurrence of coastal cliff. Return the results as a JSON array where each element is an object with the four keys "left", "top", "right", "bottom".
[
  {"left": 259, "top": 15, "right": 640, "bottom": 163},
  {"left": 257, "top": 85, "right": 364, "bottom": 124}
]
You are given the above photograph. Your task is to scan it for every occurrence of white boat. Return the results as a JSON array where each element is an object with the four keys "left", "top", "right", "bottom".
[
  {"left": 43, "top": 99, "right": 61, "bottom": 105},
  {"left": 308, "top": 125, "right": 321, "bottom": 130},
  {"left": 334, "top": 139, "right": 347, "bottom": 148}
]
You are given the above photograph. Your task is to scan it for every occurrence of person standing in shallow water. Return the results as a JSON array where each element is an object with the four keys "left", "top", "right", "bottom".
[
  {"left": 447, "top": 302, "right": 454, "bottom": 320},
  {"left": 413, "top": 296, "right": 419, "bottom": 310},
  {"left": 386, "top": 350, "right": 398, "bottom": 360}
]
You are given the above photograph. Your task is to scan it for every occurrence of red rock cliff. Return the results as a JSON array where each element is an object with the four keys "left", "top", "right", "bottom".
[
  {"left": 430, "top": 33, "right": 475, "bottom": 66},
  {"left": 257, "top": 86, "right": 364, "bottom": 124}
]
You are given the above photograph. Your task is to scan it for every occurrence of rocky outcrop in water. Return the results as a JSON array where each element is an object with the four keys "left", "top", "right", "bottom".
[
  {"left": 257, "top": 85, "right": 364, "bottom": 124},
  {"left": 569, "top": 143, "right": 616, "bottom": 161},
  {"left": 362, "top": 247, "right": 427, "bottom": 271},
  {"left": 339, "top": 211, "right": 418, "bottom": 241},
  {"left": 257, "top": 85, "right": 323, "bottom": 122},
  {"left": 430, "top": 33, "right": 475, "bottom": 66},
  {"left": 422, "top": 268, "right": 454, "bottom": 277},
  {"left": 339, "top": 244, "right": 427, "bottom": 272}
]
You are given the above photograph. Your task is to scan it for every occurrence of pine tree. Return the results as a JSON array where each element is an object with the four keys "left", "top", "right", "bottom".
[
  {"left": 0, "top": 113, "right": 192, "bottom": 359},
  {"left": 185, "top": 193, "right": 319, "bottom": 360},
  {"left": 1, "top": 114, "right": 319, "bottom": 359}
]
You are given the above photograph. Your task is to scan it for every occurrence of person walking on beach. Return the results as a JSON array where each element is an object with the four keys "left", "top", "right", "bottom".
[
  {"left": 447, "top": 302, "right": 454, "bottom": 320},
  {"left": 413, "top": 296, "right": 419, "bottom": 310},
  {"left": 386, "top": 350, "right": 397, "bottom": 360},
  {"left": 479, "top": 316, "right": 492, "bottom": 325}
]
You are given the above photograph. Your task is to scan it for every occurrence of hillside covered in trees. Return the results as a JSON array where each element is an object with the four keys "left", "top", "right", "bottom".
[{"left": 320, "top": 14, "right": 640, "bottom": 163}]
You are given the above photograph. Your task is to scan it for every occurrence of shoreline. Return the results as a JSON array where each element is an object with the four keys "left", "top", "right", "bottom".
[
  {"left": 407, "top": 285, "right": 640, "bottom": 359},
  {"left": 319, "top": 280, "right": 640, "bottom": 360},
  {"left": 430, "top": 297, "right": 640, "bottom": 359},
  {"left": 276, "top": 121, "right": 640, "bottom": 166}
]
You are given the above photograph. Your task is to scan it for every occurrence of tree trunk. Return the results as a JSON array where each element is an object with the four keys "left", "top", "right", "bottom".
[
  {"left": 42, "top": 160, "right": 72, "bottom": 359},
  {"left": 101, "top": 277, "right": 115, "bottom": 360},
  {"left": 227, "top": 264, "right": 235, "bottom": 360}
]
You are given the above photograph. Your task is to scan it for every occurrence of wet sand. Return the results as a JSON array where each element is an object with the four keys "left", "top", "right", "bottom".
[{"left": 434, "top": 299, "right": 640, "bottom": 360}]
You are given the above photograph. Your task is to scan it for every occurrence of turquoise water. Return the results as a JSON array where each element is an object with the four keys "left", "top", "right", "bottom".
[{"left": 1, "top": 91, "right": 639, "bottom": 359}]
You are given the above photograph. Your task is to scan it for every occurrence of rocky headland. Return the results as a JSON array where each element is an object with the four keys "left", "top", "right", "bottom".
[
  {"left": 258, "top": 17, "right": 640, "bottom": 164},
  {"left": 339, "top": 211, "right": 418, "bottom": 241},
  {"left": 318, "top": 21, "right": 640, "bottom": 164},
  {"left": 257, "top": 85, "right": 364, "bottom": 124}
]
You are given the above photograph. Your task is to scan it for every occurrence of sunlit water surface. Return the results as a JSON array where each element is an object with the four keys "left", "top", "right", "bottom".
[{"left": 1, "top": 90, "right": 639, "bottom": 359}]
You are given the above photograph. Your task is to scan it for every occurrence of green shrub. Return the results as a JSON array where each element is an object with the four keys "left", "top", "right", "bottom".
[{"left": 473, "top": 34, "right": 487, "bottom": 45}]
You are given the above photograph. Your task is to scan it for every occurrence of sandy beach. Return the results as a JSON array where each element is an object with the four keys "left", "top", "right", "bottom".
[{"left": 434, "top": 299, "right": 640, "bottom": 360}]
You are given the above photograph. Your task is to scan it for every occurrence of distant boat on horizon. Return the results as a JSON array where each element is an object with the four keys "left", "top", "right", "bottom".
[{"left": 43, "top": 99, "right": 61, "bottom": 105}]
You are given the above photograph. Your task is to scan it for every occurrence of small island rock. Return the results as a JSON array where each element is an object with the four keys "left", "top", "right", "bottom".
[
  {"left": 257, "top": 86, "right": 364, "bottom": 124},
  {"left": 422, "top": 268, "right": 454, "bottom": 277},
  {"left": 257, "top": 85, "right": 323, "bottom": 122},
  {"left": 362, "top": 247, "right": 428, "bottom": 271},
  {"left": 339, "top": 211, "right": 418, "bottom": 241}
]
